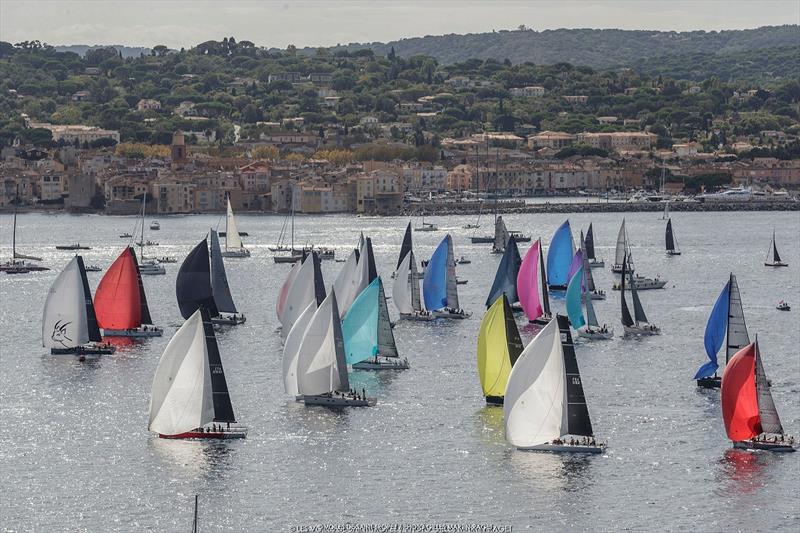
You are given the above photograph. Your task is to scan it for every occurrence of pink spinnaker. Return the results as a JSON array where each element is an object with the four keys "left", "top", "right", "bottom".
[
  {"left": 517, "top": 240, "right": 543, "bottom": 321},
  {"left": 276, "top": 261, "right": 300, "bottom": 322}
]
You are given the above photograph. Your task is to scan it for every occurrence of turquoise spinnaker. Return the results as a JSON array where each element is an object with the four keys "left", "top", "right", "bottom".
[
  {"left": 566, "top": 266, "right": 585, "bottom": 329},
  {"left": 342, "top": 278, "right": 379, "bottom": 364}
]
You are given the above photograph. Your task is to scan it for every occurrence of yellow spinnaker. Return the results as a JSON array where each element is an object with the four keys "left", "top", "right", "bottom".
[{"left": 477, "top": 296, "right": 513, "bottom": 398}]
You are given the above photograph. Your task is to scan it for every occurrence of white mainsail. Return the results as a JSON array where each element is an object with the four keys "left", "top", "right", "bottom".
[
  {"left": 276, "top": 260, "right": 300, "bottom": 322},
  {"left": 282, "top": 300, "right": 317, "bottom": 396},
  {"left": 333, "top": 248, "right": 360, "bottom": 316},
  {"left": 503, "top": 318, "right": 566, "bottom": 447},
  {"left": 296, "top": 291, "right": 348, "bottom": 396},
  {"left": 42, "top": 257, "right": 89, "bottom": 349},
  {"left": 445, "top": 236, "right": 459, "bottom": 309},
  {"left": 409, "top": 250, "right": 423, "bottom": 312},
  {"left": 148, "top": 310, "right": 214, "bottom": 435},
  {"left": 281, "top": 254, "right": 317, "bottom": 336},
  {"left": 225, "top": 198, "right": 244, "bottom": 251},
  {"left": 614, "top": 219, "right": 627, "bottom": 267},
  {"left": 393, "top": 252, "right": 414, "bottom": 315}
]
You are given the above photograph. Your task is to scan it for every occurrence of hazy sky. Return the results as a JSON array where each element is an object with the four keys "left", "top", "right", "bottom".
[{"left": 1, "top": 0, "right": 798, "bottom": 49}]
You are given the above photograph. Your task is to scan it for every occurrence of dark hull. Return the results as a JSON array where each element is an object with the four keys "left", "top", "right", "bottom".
[
  {"left": 485, "top": 396, "right": 504, "bottom": 405},
  {"left": 300, "top": 394, "right": 375, "bottom": 407},
  {"left": 470, "top": 236, "right": 494, "bottom": 244},
  {"left": 51, "top": 345, "right": 116, "bottom": 356},
  {"left": 697, "top": 376, "right": 721, "bottom": 389}
]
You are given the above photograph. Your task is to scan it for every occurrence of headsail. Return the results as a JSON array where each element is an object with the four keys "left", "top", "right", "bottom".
[
  {"left": 209, "top": 229, "right": 238, "bottom": 314},
  {"left": 276, "top": 261, "right": 300, "bottom": 322},
  {"left": 409, "top": 251, "right": 423, "bottom": 312},
  {"left": 280, "top": 252, "right": 325, "bottom": 336},
  {"left": 566, "top": 266, "right": 585, "bottom": 329},
  {"left": 721, "top": 343, "right": 761, "bottom": 441},
  {"left": 477, "top": 295, "right": 522, "bottom": 398},
  {"left": 546, "top": 220, "right": 574, "bottom": 288},
  {"left": 42, "top": 256, "right": 91, "bottom": 349},
  {"left": 94, "top": 247, "right": 142, "bottom": 330},
  {"left": 296, "top": 290, "right": 349, "bottom": 395},
  {"left": 486, "top": 235, "right": 521, "bottom": 308},
  {"left": 493, "top": 216, "right": 509, "bottom": 253},
  {"left": 334, "top": 247, "right": 361, "bottom": 317},
  {"left": 376, "top": 278, "right": 398, "bottom": 357},
  {"left": 342, "top": 278, "right": 380, "bottom": 365},
  {"left": 614, "top": 219, "right": 627, "bottom": 267},
  {"left": 629, "top": 268, "right": 649, "bottom": 324},
  {"left": 566, "top": 249, "right": 583, "bottom": 285},
  {"left": 282, "top": 300, "right": 317, "bottom": 396},
  {"left": 392, "top": 253, "right": 414, "bottom": 315}
]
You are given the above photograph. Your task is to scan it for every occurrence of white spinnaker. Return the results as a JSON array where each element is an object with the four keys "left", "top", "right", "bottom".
[
  {"left": 281, "top": 254, "right": 317, "bottom": 337},
  {"left": 296, "top": 291, "right": 338, "bottom": 396},
  {"left": 503, "top": 318, "right": 566, "bottom": 447},
  {"left": 148, "top": 311, "right": 213, "bottom": 435},
  {"left": 225, "top": 198, "right": 244, "bottom": 250},
  {"left": 333, "top": 248, "right": 360, "bottom": 316},
  {"left": 614, "top": 219, "right": 626, "bottom": 267},
  {"left": 276, "top": 261, "right": 300, "bottom": 322},
  {"left": 42, "top": 257, "right": 89, "bottom": 349},
  {"left": 392, "top": 252, "right": 414, "bottom": 315},
  {"left": 282, "top": 300, "right": 317, "bottom": 396}
]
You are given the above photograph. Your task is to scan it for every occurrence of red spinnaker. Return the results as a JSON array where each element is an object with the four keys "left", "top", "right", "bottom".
[
  {"left": 721, "top": 343, "right": 762, "bottom": 442},
  {"left": 94, "top": 247, "right": 141, "bottom": 329}
]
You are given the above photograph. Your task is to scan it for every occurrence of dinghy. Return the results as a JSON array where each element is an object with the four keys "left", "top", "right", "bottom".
[
  {"left": 504, "top": 315, "right": 605, "bottom": 453},
  {"left": 279, "top": 252, "right": 326, "bottom": 337},
  {"left": 665, "top": 218, "right": 681, "bottom": 256},
  {"left": 764, "top": 229, "right": 788, "bottom": 267},
  {"left": 148, "top": 308, "right": 246, "bottom": 439},
  {"left": 721, "top": 339, "right": 796, "bottom": 452},
  {"left": 393, "top": 251, "right": 435, "bottom": 321},
  {"left": 611, "top": 219, "right": 633, "bottom": 273},
  {"left": 517, "top": 239, "right": 552, "bottom": 325},
  {"left": 42, "top": 256, "right": 115, "bottom": 358},
  {"left": 491, "top": 216, "right": 510, "bottom": 254},
  {"left": 343, "top": 277, "right": 409, "bottom": 370},
  {"left": 584, "top": 223, "right": 603, "bottom": 268},
  {"left": 694, "top": 274, "right": 750, "bottom": 388},
  {"left": 567, "top": 266, "right": 614, "bottom": 340},
  {"left": 209, "top": 229, "right": 246, "bottom": 325},
  {"left": 486, "top": 235, "right": 521, "bottom": 309},
  {"left": 477, "top": 295, "right": 524, "bottom": 404},
  {"left": 415, "top": 213, "right": 438, "bottom": 232},
  {"left": 296, "top": 290, "right": 376, "bottom": 407},
  {"left": 423, "top": 234, "right": 471, "bottom": 318},
  {"left": 620, "top": 253, "right": 660, "bottom": 336},
  {"left": 546, "top": 220, "right": 574, "bottom": 290},
  {"left": 222, "top": 197, "right": 251, "bottom": 258},
  {"left": 94, "top": 247, "right": 163, "bottom": 337}
]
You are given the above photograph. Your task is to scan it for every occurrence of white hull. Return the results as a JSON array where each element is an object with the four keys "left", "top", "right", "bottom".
[
  {"left": 517, "top": 443, "right": 605, "bottom": 454},
  {"left": 222, "top": 249, "right": 251, "bottom": 258},
  {"left": 139, "top": 266, "right": 166, "bottom": 275},
  {"left": 102, "top": 326, "right": 163, "bottom": 337},
  {"left": 433, "top": 309, "right": 472, "bottom": 319},
  {"left": 613, "top": 279, "right": 667, "bottom": 291},
  {"left": 623, "top": 324, "right": 661, "bottom": 336}
]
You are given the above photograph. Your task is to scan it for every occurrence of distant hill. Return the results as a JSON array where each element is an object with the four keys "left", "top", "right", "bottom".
[
  {"left": 53, "top": 44, "right": 151, "bottom": 58},
  {"left": 324, "top": 25, "right": 800, "bottom": 68}
]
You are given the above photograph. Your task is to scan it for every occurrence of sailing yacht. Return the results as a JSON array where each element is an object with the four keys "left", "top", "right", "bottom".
[
  {"left": 566, "top": 265, "right": 613, "bottom": 340},
  {"left": 517, "top": 239, "right": 552, "bottom": 325},
  {"left": 343, "top": 277, "right": 409, "bottom": 370},
  {"left": 662, "top": 201, "right": 670, "bottom": 220},
  {"left": 415, "top": 213, "right": 438, "bottom": 232},
  {"left": 135, "top": 191, "right": 165, "bottom": 275},
  {"left": 504, "top": 315, "right": 605, "bottom": 453},
  {"left": 209, "top": 229, "right": 246, "bottom": 324},
  {"left": 221, "top": 197, "right": 251, "bottom": 258},
  {"left": 584, "top": 223, "right": 604, "bottom": 268},
  {"left": 491, "top": 216, "right": 510, "bottom": 254},
  {"left": 393, "top": 251, "right": 435, "bottom": 321},
  {"left": 694, "top": 274, "right": 750, "bottom": 388},
  {"left": 1, "top": 195, "right": 48, "bottom": 273},
  {"left": 721, "top": 339, "right": 796, "bottom": 452},
  {"left": 423, "top": 234, "right": 471, "bottom": 318},
  {"left": 94, "top": 247, "right": 163, "bottom": 337},
  {"left": 148, "top": 308, "right": 246, "bottom": 439},
  {"left": 764, "top": 229, "right": 788, "bottom": 267},
  {"left": 611, "top": 219, "right": 633, "bottom": 273},
  {"left": 579, "top": 232, "right": 605, "bottom": 300},
  {"left": 486, "top": 235, "right": 521, "bottom": 309},
  {"left": 620, "top": 253, "right": 660, "bottom": 336},
  {"left": 546, "top": 220, "right": 574, "bottom": 290},
  {"left": 42, "top": 256, "right": 115, "bottom": 358},
  {"left": 665, "top": 218, "right": 681, "bottom": 256},
  {"left": 477, "top": 294, "right": 524, "bottom": 404},
  {"left": 279, "top": 252, "right": 326, "bottom": 337}
]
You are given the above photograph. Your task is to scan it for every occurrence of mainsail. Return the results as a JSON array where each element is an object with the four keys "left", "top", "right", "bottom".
[
  {"left": 754, "top": 340, "right": 783, "bottom": 435},
  {"left": 493, "top": 216, "right": 509, "bottom": 253},
  {"left": 398, "top": 222, "right": 412, "bottom": 269},
  {"left": 726, "top": 274, "right": 750, "bottom": 361},
  {"left": 477, "top": 295, "right": 523, "bottom": 399},
  {"left": 409, "top": 250, "right": 423, "bottom": 312},
  {"left": 176, "top": 238, "right": 218, "bottom": 319},
  {"left": 614, "top": 219, "right": 633, "bottom": 269},
  {"left": 280, "top": 252, "right": 325, "bottom": 336},
  {"left": 665, "top": 218, "right": 677, "bottom": 253},
  {"left": 546, "top": 220, "right": 574, "bottom": 288},
  {"left": 296, "top": 290, "right": 349, "bottom": 396},
  {"left": 585, "top": 223, "right": 596, "bottom": 261},
  {"left": 486, "top": 235, "right": 521, "bottom": 308},
  {"left": 333, "top": 247, "right": 361, "bottom": 316},
  {"left": 130, "top": 248, "right": 153, "bottom": 324},
  {"left": 209, "top": 229, "right": 238, "bottom": 314},
  {"left": 558, "top": 315, "right": 594, "bottom": 437},
  {"left": 629, "top": 267, "right": 649, "bottom": 324},
  {"left": 768, "top": 230, "right": 783, "bottom": 263},
  {"left": 42, "top": 256, "right": 97, "bottom": 349},
  {"left": 225, "top": 197, "right": 244, "bottom": 252},
  {"left": 620, "top": 254, "right": 634, "bottom": 327}
]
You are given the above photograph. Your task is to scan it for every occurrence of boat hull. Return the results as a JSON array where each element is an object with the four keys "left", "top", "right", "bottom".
[
  {"left": 517, "top": 443, "right": 605, "bottom": 454},
  {"left": 485, "top": 395, "right": 504, "bottom": 405},
  {"left": 432, "top": 309, "right": 472, "bottom": 319},
  {"left": 612, "top": 280, "right": 667, "bottom": 291},
  {"left": 211, "top": 314, "right": 246, "bottom": 325},
  {"left": 666, "top": 251, "right": 682, "bottom": 256},
  {"left": 51, "top": 344, "right": 116, "bottom": 356},
  {"left": 529, "top": 315, "right": 552, "bottom": 325},
  {"left": 623, "top": 324, "right": 661, "bottom": 336},
  {"left": 299, "top": 394, "right": 375, "bottom": 407},
  {"left": 352, "top": 358, "right": 410, "bottom": 370},
  {"left": 548, "top": 284, "right": 567, "bottom": 291},
  {"left": 159, "top": 428, "right": 247, "bottom": 440},
  {"left": 733, "top": 440, "right": 796, "bottom": 453},
  {"left": 765, "top": 262, "right": 788, "bottom": 267},
  {"left": 102, "top": 327, "right": 163, "bottom": 337},
  {"left": 470, "top": 236, "right": 494, "bottom": 243},
  {"left": 222, "top": 249, "right": 251, "bottom": 258},
  {"left": 611, "top": 264, "right": 624, "bottom": 273},
  {"left": 273, "top": 255, "right": 300, "bottom": 264},
  {"left": 399, "top": 313, "right": 436, "bottom": 322},
  {"left": 578, "top": 328, "right": 614, "bottom": 340},
  {"left": 696, "top": 376, "right": 721, "bottom": 389}
]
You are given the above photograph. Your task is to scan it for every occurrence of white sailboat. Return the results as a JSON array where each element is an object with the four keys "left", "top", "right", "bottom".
[
  {"left": 393, "top": 251, "right": 434, "bottom": 321},
  {"left": 504, "top": 315, "right": 605, "bottom": 453},
  {"left": 136, "top": 190, "right": 166, "bottom": 275},
  {"left": 279, "top": 252, "right": 326, "bottom": 338},
  {"left": 42, "top": 256, "right": 115, "bottom": 358},
  {"left": 222, "top": 197, "right": 251, "bottom": 258},
  {"left": 148, "top": 308, "right": 246, "bottom": 439},
  {"left": 611, "top": 219, "right": 632, "bottom": 273},
  {"left": 1, "top": 190, "right": 48, "bottom": 273}
]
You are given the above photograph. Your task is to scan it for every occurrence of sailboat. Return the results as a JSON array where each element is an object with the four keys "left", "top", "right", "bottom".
[
  {"left": 393, "top": 250, "right": 435, "bottom": 321},
  {"left": 295, "top": 289, "right": 375, "bottom": 407},
  {"left": 566, "top": 265, "right": 613, "bottom": 340},
  {"left": 42, "top": 256, "right": 115, "bottom": 357},
  {"left": 415, "top": 212, "right": 438, "bottom": 232},
  {"left": 221, "top": 197, "right": 251, "bottom": 258},
  {"left": 580, "top": 232, "right": 605, "bottom": 300},
  {"left": 176, "top": 236, "right": 246, "bottom": 327},
  {"left": 504, "top": 315, "right": 605, "bottom": 453},
  {"left": 620, "top": 252, "right": 660, "bottom": 336},
  {"left": 1, "top": 191, "right": 48, "bottom": 273},
  {"left": 209, "top": 229, "right": 246, "bottom": 324},
  {"left": 397, "top": 222, "right": 413, "bottom": 270},
  {"left": 423, "top": 234, "right": 471, "bottom": 318},
  {"left": 477, "top": 294, "right": 524, "bottom": 404},
  {"left": 662, "top": 201, "right": 670, "bottom": 220},
  {"left": 584, "top": 223, "right": 603, "bottom": 268},
  {"left": 721, "top": 339, "right": 796, "bottom": 452},
  {"left": 274, "top": 192, "right": 300, "bottom": 262},
  {"left": 694, "top": 274, "right": 750, "bottom": 388},
  {"left": 343, "top": 277, "right": 409, "bottom": 370},
  {"left": 764, "top": 229, "right": 788, "bottom": 267},
  {"left": 611, "top": 219, "right": 633, "bottom": 273},
  {"left": 269, "top": 210, "right": 292, "bottom": 252},
  {"left": 665, "top": 218, "right": 681, "bottom": 256},
  {"left": 491, "top": 216, "right": 510, "bottom": 254},
  {"left": 279, "top": 251, "right": 326, "bottom": 337},
  {"left": 136, "top": 191, "right": 165, "bottom": 275},
  {"left": 486, "top": 235, "right": 521, "bottom": 309},
  {"left": 517, "top": 239, "right": 552, "bottom": 325},
  {"left": 94, "top": 247, "right": 163, "bottom": 337},
  {"left": 148, "top": 308, "right": 246, "bottom": 439},
  {"left": 546, "top": 220, "right": 575, "bottom": 290}
]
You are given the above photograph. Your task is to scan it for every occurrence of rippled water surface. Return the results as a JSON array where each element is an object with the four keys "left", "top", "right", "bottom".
[{"left": 1, "top": 211, "right": 799, "bottom": 531}]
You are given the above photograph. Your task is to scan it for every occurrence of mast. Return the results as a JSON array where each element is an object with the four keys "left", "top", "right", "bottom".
[
  {"left": 620, "top": 253, "right": 634, "bottom": 327},
  {"left": 200, "top": 307, "right": 236, "bottom": 423},
  {"left": 130, "top": 247, "right": 153, "bottom": 324},
  {"left": 410, "top": 250, "right": 422, "bottom": 312},
  {"left": 557, "top": 315, "right": 594, "bottom": 437},
  {"left": 538, "top": 239, "right": 551, "bottom": 316},
  {"left": 629, "top": 265, "right": 649, "bottom": 324},
  {"left": 377, "top": 279, "right": 398, "bottom": 357},
  {"left": 290, "top": 187, "right": 295, "bottom": 251},
  {"left": 12, "top": 187, "right": 17, "bottom": 259},
  {"left": 584, "top": 284, "right": 599, "bottom": 328}
]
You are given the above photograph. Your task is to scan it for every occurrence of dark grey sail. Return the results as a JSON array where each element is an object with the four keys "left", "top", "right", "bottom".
[
  {"left": 76, "top": 255, "right": 102, "bottom": 342},
  {"left": 502, "top": 295, "right": 524, "bottom": 366},
  {"left": 199, "top": 307, "right": 236, "bottom": 423},
  {"left": 629, "top": 268, "right": 649, "bottom": 324},
  {"left": 209, "top": 229, "right": 238, "bottom": 314},
  {"left": 726, "top": 274, "right": 749, "bottom": 363},
  {"left": 772, "top": 230, "right": 782, "bottom": 263},
  {"left": 485, "top": 235, "right": 521, "bottom": 308},
  {"left": 556, "top": 314, "right": 594, "bottom": 437},
  {"left": 365, "top": 237, "right": 378, "bottom": 284},
  {"left": 398, "top": 222, "right": 412, "bottom": 269},
  {"left": 330, "top": 291, "right": 350, "bottom": 392},
  {"left": 176, "top": 238, "right": 218, "bottom": 319},
  {"left": 754, "top": 339, "right": 783, "bottom": 434},
  {"left": 129, "top": 248, "right": 153, "bottom": 325},
  {"left": 538, "top": 239, "right": 551, "bottom": 316},
  {"left": 311, "top": 251, "right": 327, "bottom": 305},
  {"left": 620, "top": 254, "right": 634, "bottom": 327},
  {"left": 585, "top": 223, "right": 596, "bottom": 260},
  {"left": 665, "top": 219, "right": 676, "bottom": 252},
  {"left": 377, "top": 278, "right": 399, "bottom": 357}
]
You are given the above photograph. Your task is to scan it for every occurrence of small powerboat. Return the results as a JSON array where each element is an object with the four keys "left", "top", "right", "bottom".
[{"left": 776, "top": 300, "right": 791, "bottom": 311}]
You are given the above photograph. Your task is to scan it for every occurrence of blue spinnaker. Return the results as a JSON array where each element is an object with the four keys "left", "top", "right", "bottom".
[
  {"left": 566, "top": 266, "right": 585, "bottom": 329},
  {"left": 342, "top": 278, "right": 379, "bottom": 364},
  {"left": 546, "top": 220, "right": 574, "bottom": 287},
  {"left": 423, "top": 235, "right": 449, "bottom": 310},
  {"left": 694, "top": 281, "right": 730, "bottom": 379}
]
